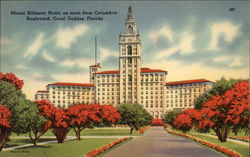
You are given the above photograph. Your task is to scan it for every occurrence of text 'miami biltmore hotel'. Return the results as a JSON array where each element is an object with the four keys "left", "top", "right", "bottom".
[{"left": 35, "top": 6, "right": 214, "bottom": 119}]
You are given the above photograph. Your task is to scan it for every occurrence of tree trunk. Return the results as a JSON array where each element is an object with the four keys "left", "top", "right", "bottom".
[
  {"left": 0, "top": 127, "right": 11, "bottom": 151},
  {"left": 214, "top": 126, "right": 230, "bottom": 142},
  {"left": 53, "top": 127, "right": 69, "bottom": 143},
  {"left": 33, "top": 139, "right": 38, "bottom": 146},
  {"left": 76, "top": 127, "right": 81, "bottom": 140},
  {"left": 130, "top": 127, "right": 134, "bottom": 134}
]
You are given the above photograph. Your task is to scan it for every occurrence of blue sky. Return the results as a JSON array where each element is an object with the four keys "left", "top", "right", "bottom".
[{"left": 1, "top": 1, "right": 249, "bottom": 100}]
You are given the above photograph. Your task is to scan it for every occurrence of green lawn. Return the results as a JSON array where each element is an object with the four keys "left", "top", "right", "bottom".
[
  {"left": 5, "top": 138, "right": 56, "bottom": 148},
  {"left": 188, "top": 133, "right": 249, "bottom": 157},
  {"left": 1, "top": 138, "right": 118, "bottom": 157},
  {"left": 12, "top": 128, "right": 139, "bottom": 137}
]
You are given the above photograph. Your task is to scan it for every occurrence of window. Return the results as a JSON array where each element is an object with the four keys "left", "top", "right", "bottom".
[
  {"left": 127, "top": 45, "right": 132, "bottom": 55},
  {"left": 128, "top": 25, "right": 133, "bottom": 34},
  {"left": 129, "top": 75, "right": 132, "bottom": 82},
  {"left": 128, "top": 57, "right": 132, "bottom": 63}
]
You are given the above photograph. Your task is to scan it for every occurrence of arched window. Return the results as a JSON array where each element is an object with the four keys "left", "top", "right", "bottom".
[
  {"left": 127, "top": 45, "right": 132, "bottom": 55},
  {"left": 128, "top": 25, "right": 133, "bottom": 34}
]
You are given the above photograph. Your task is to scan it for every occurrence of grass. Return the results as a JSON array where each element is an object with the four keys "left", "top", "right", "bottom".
[
  {"left": 189, "top": 133, "right": 249, "bottom": 157},
  {"left": 170, "top": 128, "right": 249, "bottom": 157},
  {"left": 4, "top": 138, "right": 56, "bottom": 148},
  {"left": 0, "top": 138, "right": 118, "bottom": 157},
  {"left": 12, "top": 128, "right": 140, "bottom": 137}
]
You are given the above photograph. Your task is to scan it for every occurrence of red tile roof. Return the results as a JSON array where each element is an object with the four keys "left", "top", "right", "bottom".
[
  {"left": 165, "top": 79, "right": 212, "bottom": 86},
  {"left": 96, "top": 70, "right": 119, "bottom": 74},
  {"left": 141, "top": 68, "right": 167, "bottom": 73},
  {"left": 96, "top": 68, "right": 167, "bottom": 74},
  {"left": 48, "top": 82, "right": 94, "bottom": 87},
  {"left": 37, "top": 90, "right": 48, "bottom": 93},
  {"left": 90, "top": 64, "right": 101, "bottom": 67}
]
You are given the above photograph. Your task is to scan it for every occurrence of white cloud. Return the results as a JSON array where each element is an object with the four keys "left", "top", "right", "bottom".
[
  {"left": 179, "top": 32, "right": 196, "bottom": 55},
  {"left": 60, "top": 58, "right": 93, "bottom": 68},
  {"left": 228, "top": 57, "right": 242, "bottom": 68},
  {"left": 20, "top": 75, "right": 50, "bottom": 100},
  {"left": 209, "top": 21, "right": 240, "bottom": 50},
  {"left": 155, "top": 31, "right": 195, "bottom": 59},
  {"left": 213, "top": 55, "right": 243, "bottom": 68},
  {"left": 24, "top": 32, "right": 45, "bottom": 57},
  {"left": 16, "top": 63, "right": 29, "bottom": 70},
  {"left": 149, "top": 25, "right": 174, "bottom": 43},
  {"left": 155, "top": 46, "right": 179, "bottom": 59},
  {"left": 52, "top": 72, "right": 89, "bottom": 83},
  {"left": 56, "top": 25, "right": 88, "bottom": 48},
  {"left": 42, "top": 51, "right": 56, "bottom": 62},
  {"left": 145, "top": 59, "right": 248, "bottom": 83},
  {"left": 213, "top": 56, "right": 229, "bottom": 62},
  {"left": 99, "top": 47, "right": 118, "bottom": 62},
  {"left": 33, "top": 72, "right": 44, "bottom": 80}
]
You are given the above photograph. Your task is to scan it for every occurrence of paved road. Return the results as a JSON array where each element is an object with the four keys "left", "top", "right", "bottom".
[{"left": 102, "top": 127, "right": 223, "bottom": 157}]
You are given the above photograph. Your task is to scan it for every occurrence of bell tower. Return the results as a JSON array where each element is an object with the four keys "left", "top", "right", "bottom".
[{"left": 119, "top": 6, "right": 141, "bottom": 104}]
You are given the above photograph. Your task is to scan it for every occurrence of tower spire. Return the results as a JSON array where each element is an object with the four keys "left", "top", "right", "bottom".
[
  {"left": 127, "top": 6, "right": 133, "bottom": 19},
  {"left": 95, "top": 36, "right": 97, "bottom": 65}
]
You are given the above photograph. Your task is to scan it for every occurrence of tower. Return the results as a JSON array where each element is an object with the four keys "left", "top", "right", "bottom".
[
  {"left": 90, "top": 36, "right": 101, "bottom": 84},
  {"left": 119, "top": 6, "right": 141, "bottom": 104}
]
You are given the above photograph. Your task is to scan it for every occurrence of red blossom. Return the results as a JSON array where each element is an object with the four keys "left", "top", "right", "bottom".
[
  {"left": 86, "top": 137, "right": 129, "bottom": 157},
  {"left": 173, "top": 113, "right": 193, "bottom": 133},
  {"left": 0, "top": 72, "right": 24, "bottom": 90},
  {"left": 0, "top": 105, "right": 11, "bottom": 128},
  {"left": 151, "top": 119, "right": 164, "bottom": 126}
]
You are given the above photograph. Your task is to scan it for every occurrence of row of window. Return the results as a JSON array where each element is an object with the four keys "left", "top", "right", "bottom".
[
  {"left": 167, "top": 83, "right": 208, "bottom": 89},
  {"left": 167, "top": 88, "right": 207, "bottom": 93},
  {"left": 50, "top": 86, "right": 93, "bottom": 90},
  {"left": 167, "top": 94, "right": 198, "bottom": 98},
  {"left": 51, "top": 91, "right": 93, "bottom": 95},
  {"left": 52, "top": 96, "right": 92, "bottom": 99}
]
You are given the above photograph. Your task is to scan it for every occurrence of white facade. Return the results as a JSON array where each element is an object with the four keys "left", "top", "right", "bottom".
[
  {"left": 165, "top": 79, "right": 214, "bottom": 110},
  {"left": 35, "top": 83, "right": 94, "bottom": 108},
  {"left": 35, "top": 6, "right": 214, "bottom": 118},
  {"left": 35, "top": 90, "right": 49, "bottom": 101}
]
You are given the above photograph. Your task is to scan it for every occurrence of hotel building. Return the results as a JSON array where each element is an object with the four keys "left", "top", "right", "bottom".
[{"left": 35, "top": 6, "right": 214, "bottom": 118}]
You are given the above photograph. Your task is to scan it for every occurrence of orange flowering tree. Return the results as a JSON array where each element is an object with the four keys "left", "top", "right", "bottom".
[
  {"left": 173, "top": 81, "right": 249, "bottom": 142},
  {"left": 38, "top": 100, "right": 70, "bottom": 143},
  {"left": 173, "top": 113, "right": 193, "bottom": 133},
  {"left": 0, "top": 105, "right": 11, "bottom": 150},
  {"left": 66, "top": 104, "right": 120, "bottom": 140},
  {"left": 151, "top": 119, "right": 164, "bottom": 126},
  {"left": 197, "top": 81, "right": 249, "bottom": 142},
  {"left": 0, "top": 72, "right": 34, "bottom": 151}
]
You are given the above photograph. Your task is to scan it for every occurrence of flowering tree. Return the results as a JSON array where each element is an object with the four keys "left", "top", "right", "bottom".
[
  {"left": 66, "top": 104, "right": 99, "bottom": 140},
  {"left": 151, "top": 119, "right": 164, "bottom": 126},
  {"left": 99, "top": 105, "right": 121, "bottom": 125},
  {"left": 0, "top": 105, "right": 11, "bottom": 150},
  {"left": 195, "top": 81, "right": 249, "bottom": 142},
  {"left": 173, "top": 81, "right": 249, "bottom": 142},
  {"left": 66, "top": 104, "right": 120, "bottom": 140},
  {"left": 0, "top": 72, "right": 34, "bottom": 151},
  {"left": 173, "top": 113, "right": 193, "bottom": 133},
  {"left": 164, "top": 110, "right": 182, "bottom": 127},
  {"left": 0, "top": 72, "right": 24, "bottom": 90},
  {"left": 38, "top": 100, "right": 70, "bottom": 143}
]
